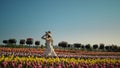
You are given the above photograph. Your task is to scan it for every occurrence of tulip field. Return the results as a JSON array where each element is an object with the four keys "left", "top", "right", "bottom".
[
  {"left": 1, "top": 56, "right": 120, "bottom": 68},
  {"left": 0, "top": 47, "right": 120, "bottom": 68}
]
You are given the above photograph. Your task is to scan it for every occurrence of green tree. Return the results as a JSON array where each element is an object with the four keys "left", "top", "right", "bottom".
[
  {"left": 105, "top": 46, "right": 110, "bottom": 52},
  {"left": 26, "top": 38, "right": 33, "bottom": 48},
  {"left": 99, "top": 43, "right": 105, "bottom": 52},
  {"left": 74, "top": 43, "right": 81, "bottom": 49},
  {"left": 35, "top": 41, "right": 40, "bottom": 48},
  {"left": 8, "top": 39, "right": 17, "bottom": 47},
  {"left": 3, "top": 40, "right": 8, "bottom": 45},
  {"left": 93, "top": 44, "right": 98, "bottom": 51},
  {"left": 111, "top": 45, "right": 118, "bottom": 52},
  {"left": 58, "top": 41, "right": 68, "bottom": 50},
  {"left": 9, "top": 39, "right": 17, "bottom": 44},
  {"left": 20, "top": 39, "right": 25, "bottom": 45},
  {"left": 85, "top": 44, "right": 91, "bottom": 51},
  {"left": 81, "top": 45, "right": 85, "bottom": 51}
]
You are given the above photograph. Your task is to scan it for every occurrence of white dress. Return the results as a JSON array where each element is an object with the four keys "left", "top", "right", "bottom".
[{"left": 43, "top": 37, "right": 57, "bottom": 57}]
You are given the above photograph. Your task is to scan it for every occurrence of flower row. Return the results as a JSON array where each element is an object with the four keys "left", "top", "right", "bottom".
[
  {"left": 0, "top": 55, "right": 120, "bottom": 68},
  {"left": 0, "top": 47, "right": 120, "bottom": 59}
]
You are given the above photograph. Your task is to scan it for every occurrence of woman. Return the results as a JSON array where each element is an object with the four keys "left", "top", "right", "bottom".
[{"left": 41, "top": 31, "right": 57, "bottom": 57}]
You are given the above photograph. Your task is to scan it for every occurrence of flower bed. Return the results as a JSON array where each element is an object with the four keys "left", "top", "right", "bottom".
[
  {"left": 0, "top": 55, "right": 120, "bottom": 68},
  {"left": 0, "top": 47, "right": 120, "bottom": 59},
  {"left": 0, "top": 47, "right": 120, "bottom": 68},
  {"left": 0, "top": 47, "right": 120, "bottom": 57}
]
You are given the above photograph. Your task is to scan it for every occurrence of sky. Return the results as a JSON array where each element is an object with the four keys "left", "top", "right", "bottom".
[{"left": 0, "top": 0, "right": 120, "bottom": 46}]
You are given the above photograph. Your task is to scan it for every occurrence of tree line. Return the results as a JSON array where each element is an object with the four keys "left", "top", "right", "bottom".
[
  {"left": 58, "top": 41, "right": 120, "bottom": 52},
  {"left": 2, "top": 38, "right": 40, "bottom": 48},
  {"left": 1, "top": 39, "right": 120, "bottom": 52}
]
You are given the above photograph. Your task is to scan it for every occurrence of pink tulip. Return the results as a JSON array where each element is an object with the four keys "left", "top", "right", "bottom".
[
  {"left": 37, "top": 64, "right": 42, "bottom": 68},
  {"left": 70, "top": 64, "right": 74, "bottom": 68},
  {"left": 55, "top": 63, "right": 62, "bottom": 68},
  {"left": 32, "top": 62, "right": 37, "bottom": 68},
  {"left": 109, "top": 64, "right": 114, "bottom": 68},
  {"left": 17, "top": 64, "right": 22, "bottom": 68},
  {"left": 57, "top": 65, "right": 62, "bottom": 68},
  {"left": 49, "top": 66, "right": 53, "bottom": 68},
  {"left": 115, "top": 63, "right": 119, "bottom": 68},
  {"left": 43, "top": 64, "right": 47, "bottom": 68},
  {"left": 78, "top": 64, "right": 81, "bottom": 68},
  {"left": 61, "top": 62, "right": 66, "bottom": 68},
  {"left": 49, "top": 63, "right": 54, "bottom": 68},
  {"left": 26, "top": 61, "right": 31, "bottom": 67},
  {"left": 33, "top": 65, "right": 37, "bottom": 68},
  {"left": 2, "top": 61, "right": 8, "bottom": 68},
  {"left": 11, "top": 62, "right": 16, "bottom": 68}
]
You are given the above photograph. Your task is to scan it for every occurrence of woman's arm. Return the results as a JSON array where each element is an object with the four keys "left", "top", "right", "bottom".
[{"left": 41, "top": 34, "right": 46, "bottom": 40}]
